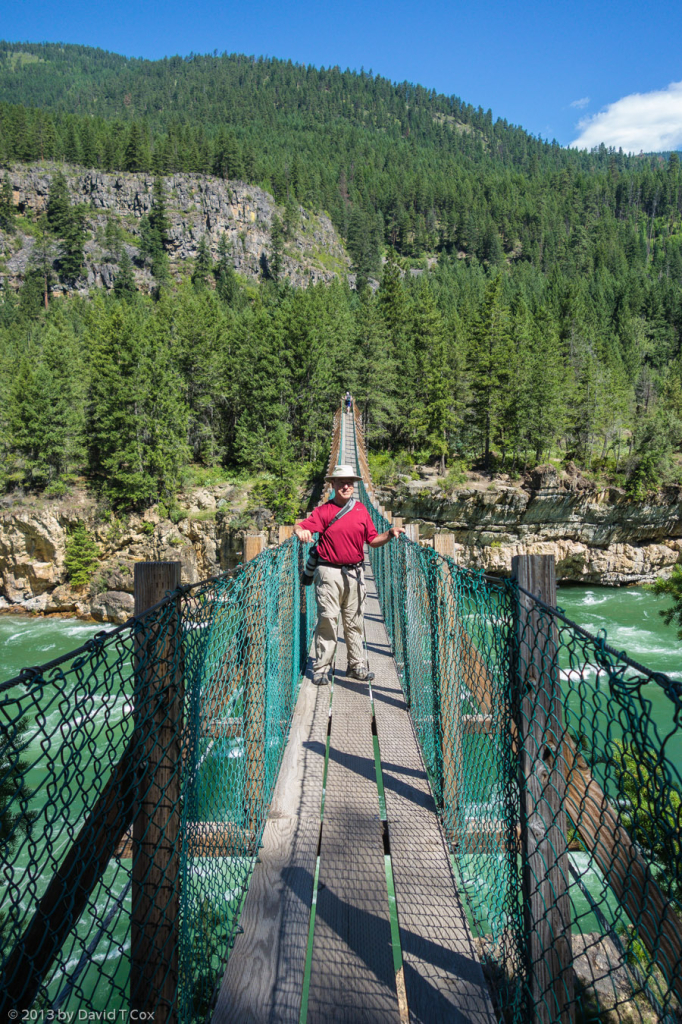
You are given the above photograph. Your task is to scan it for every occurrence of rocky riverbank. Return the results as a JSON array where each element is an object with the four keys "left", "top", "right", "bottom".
[
  {"left": 3, "top": 461, "right": 681, "bottom": 624},
  {"left": 0, "top": 482, "right": 282, "bottom": 624},
  {"left": 379, "top": 463, "right": 682, "bottom": 585},
  {"left": 1, "top": 163, "right": 350, "bottom": 294}
]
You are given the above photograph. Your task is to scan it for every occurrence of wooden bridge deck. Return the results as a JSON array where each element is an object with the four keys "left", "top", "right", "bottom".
[
  {"left": 213, "top": 573, "right": 496, "bottom": 1023},
  {"left": 213, "top": 409, "right": 495, "bottom": 1022}
]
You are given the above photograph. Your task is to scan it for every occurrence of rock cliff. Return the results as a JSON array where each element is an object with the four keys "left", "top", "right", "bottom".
[
  {"left": 380, "top": 465, "right": 682, "bottom": 584},
  {"left": 1, "top": 164, "right": 350, "bottom": 294},
  {"left": 0, "top": 482, "right": 280, "bottom": 624},
  {"left": 2, "top": 462, "right": 681, "bottom": 625}
]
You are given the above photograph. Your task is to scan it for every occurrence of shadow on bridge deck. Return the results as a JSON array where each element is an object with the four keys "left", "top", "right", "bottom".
[{"left": 212, "top": 559, "right": 496, "bottom": 1024}]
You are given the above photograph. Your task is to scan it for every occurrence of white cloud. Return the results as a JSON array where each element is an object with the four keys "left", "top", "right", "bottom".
[
  {"left": 570, "top": 97, "right": 590, "bottom": 110},
  {"left": 570, "top": 81, "right": 682, "bottom": 152}
]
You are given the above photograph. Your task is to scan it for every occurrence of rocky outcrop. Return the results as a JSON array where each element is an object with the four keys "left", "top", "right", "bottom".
[
  {"left": 381, "top": 465, "right": 682, "bottom": 584},
  {"left": 0, "top": 164, "right": 350, "bottom": 294},
  {"left": 0, "top": 481, "right": 280, "bottom": 620}
]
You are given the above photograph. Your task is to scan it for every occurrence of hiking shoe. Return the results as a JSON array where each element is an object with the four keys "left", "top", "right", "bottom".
[
  {"left": 312, "top": 668, "right": 332, "bottom": 686},
  {"left": 347, "top": 666, "right": 375, "bottom": 682}
]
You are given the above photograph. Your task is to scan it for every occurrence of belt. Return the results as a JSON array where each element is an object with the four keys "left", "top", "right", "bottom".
[{"left": 318, "top": 560, "right": 363, "bottom": 570}]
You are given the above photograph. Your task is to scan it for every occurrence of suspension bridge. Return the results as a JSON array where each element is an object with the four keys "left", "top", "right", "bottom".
[{"left": 0, "top": 403, "right": 681, "bottom": 1024}]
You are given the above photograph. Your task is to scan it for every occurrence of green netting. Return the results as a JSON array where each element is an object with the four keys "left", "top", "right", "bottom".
[
  {"left": 2, "top": 402, "right": 681, "bottom": 1024},
  {"left": 0, "top": 538, "right": 316, "bottom": 1022},
  {"left": 353, "top": 410, "right": 682, "bottom": 1024}
]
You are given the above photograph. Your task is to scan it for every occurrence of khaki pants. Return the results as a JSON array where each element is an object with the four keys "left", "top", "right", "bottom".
[{"left": 313, "top": 564, "right": 366, "bottom": 673}]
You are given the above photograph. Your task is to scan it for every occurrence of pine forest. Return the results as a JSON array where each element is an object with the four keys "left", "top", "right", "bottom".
[{"left": 0, "top": 41, "right": 681, "bottom": 515}]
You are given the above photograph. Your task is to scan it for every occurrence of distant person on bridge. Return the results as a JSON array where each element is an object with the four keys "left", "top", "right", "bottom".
[
  {"left": 294, "top": 464, "right": 404, "bottom": 685},
  {"left": 344, "top": 391, "right": 352, "bottom": 412}
]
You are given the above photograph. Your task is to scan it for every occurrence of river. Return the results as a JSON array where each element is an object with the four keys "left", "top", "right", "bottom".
[
  {"left": 0, "top": 588, "right": 680, "bottom": 1011},
  {"left": 1, "top": 585, "right": 679, "bottom": 683}
]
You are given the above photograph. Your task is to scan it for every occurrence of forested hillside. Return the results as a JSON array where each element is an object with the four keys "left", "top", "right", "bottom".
[{"left": 0, "top": 42, "right": 681, "bottom": 513}]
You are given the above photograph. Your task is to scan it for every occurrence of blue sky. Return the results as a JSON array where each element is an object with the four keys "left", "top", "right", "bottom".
[{"left": 4, "top": 0, "right": 682, "bottom": 151}]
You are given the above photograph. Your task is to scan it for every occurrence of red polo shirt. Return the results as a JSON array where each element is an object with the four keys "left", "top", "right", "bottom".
[{"left": 299, "top": 500, "right": 377, "bottom": 566}]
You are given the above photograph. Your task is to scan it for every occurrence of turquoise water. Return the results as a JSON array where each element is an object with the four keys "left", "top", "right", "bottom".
[
  {"left": 557, "top": 584, "right": 682, "bottom": 778},
  {"left": 0, "top": 615, "right": 250, "bottom": 1016},
  {"left": 557, "top": 584, "right": 681, "bottom": 681},
  {"left": 0, "top": 614, "right": 102, "bottom": 682},
  {"left": 1, "top": 591, "right": 680, "bottom": 1007}
]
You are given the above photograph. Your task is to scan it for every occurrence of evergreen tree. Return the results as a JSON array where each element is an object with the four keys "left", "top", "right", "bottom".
[
  {"left": 352, "top": 292, "right": 396, "bottom": 444},
  {"left": 46, "top": 171, "right": 72, "bottom": 237},
  {"left": 283, "top": 194, "right": 299, "bottom": 239},
  {"left": 0, "top": 174, "right": 15, "bottom": 233},
  {"left": 191, "top": 235, "right": 212, "bottom": 290},
  {"left": 104, "top": 216, "right": 123, "bottom": 261},
  {"left": 347, "top": 206, "right": 382, "bottom": 291},
  {"left": 27, "top": 215, "right": 59, "bottom": 312},
  {"left": 64, "top": 522, "right": 100, "bottom": 586},
  {"left": 149, "top": 176, "right": 171, "bottom": 245},
  {"left": 650, "top": 564, "right": 682, "bottom": 640},
  {"left": 7, "top": 327, "right": 84, "bottom": 486},
  {"left": 212, "top": 128, "right": 242, "bottom": 180},
  {"left": 268, "top": 215, "right": 284, "bottom": 282},
  {"left": 139, "top": 178, "right": 171, "bottom": 283},
  {"left": 113, "top": 249, "right": 137, "bottom": 299},
  {"left": 214, "top": 233, "right": 241, "bottom": 305},
  {"left": 409, "top": 282, "right": 454, "bottom": 471},
  {"left": 467, "top": 275, "right": 513, "bottom": 470},
  {"left": 124, "top": 122, "right": 146, "bottom": 172},
  {"left": 59, "top": 204, "right": 87, "bottom": 280},
  {"left": 87, "top": 303, "right": 188, "bottom": 508},
  {"left": 511, "top": 304, "right": 568, "bottom": 467}
]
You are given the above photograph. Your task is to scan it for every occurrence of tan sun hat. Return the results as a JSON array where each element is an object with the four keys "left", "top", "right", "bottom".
[{"left": 325, "top": 463, "right": 362, "bottom": 482}]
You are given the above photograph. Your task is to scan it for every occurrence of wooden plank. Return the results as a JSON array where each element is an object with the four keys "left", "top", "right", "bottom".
[
  {"left": 307, "top": 634, "right": 400, "bottom": 1023},
  {"left": 116, "top": 821, "right": 256, "bottom": 859},
  {"left": 213, "top": 659, "right": 330, "bottom": 1023},
  {"left": 461, "top": 714, "right": 495, "bottom": 734},
  {"left": 364, "top": 565, "right": 497, "bottom": 1024},
  {"left": 201, "top": 716, "right": 242, "bottom": 739}
]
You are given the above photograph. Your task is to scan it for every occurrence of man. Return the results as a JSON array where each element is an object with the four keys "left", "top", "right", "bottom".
[{"left": 294, "top": 464, "right": 404, "bottom": 684}]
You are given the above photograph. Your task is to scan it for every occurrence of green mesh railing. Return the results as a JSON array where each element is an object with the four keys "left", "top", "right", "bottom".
[
  {"left": 3, "top": 402, "right": 682, "bottom": 1024},
  {"left": 0, "top": 538, "right": 316, "bottom": 1022},
  {"left": 352, "top": 410, "right": 682, "bottom": 1024}
]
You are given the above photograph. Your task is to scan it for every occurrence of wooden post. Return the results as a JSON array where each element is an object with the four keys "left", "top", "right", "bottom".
[
  {"left": 278, "top": 524, "right": 294, "bottom": 544},
  {"left": 244, "top": 534, "right": 266, "bottom": 834},
  {"left": 297, "top": 541, "right": 309, "bottom": 675},
  {"left": 433, "top": 532, "right": 456, "bottom": 558},
  {"left": 511, "top": 555, "right": 573, "bottom": 1024},
  {"left": 405, "top": 523, "right": 419, "bottom": 544},
  {"left": 244, "top": 532, "right": 266, "bottom": 562},
  {"left": 427, "top": 552, "right": 444, "bottom": 808},
  {"left": 434, "top": 554, "right": 460, "bottom": 840},
  {"left": 131, "top": 561, "right": 183, "bottom": 1022},
  {"left": 392, "top": 516, "right": 403, "bottom": 530},
  {"left": 398, "top": 532, "right": 417, "bottom": 706}
]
